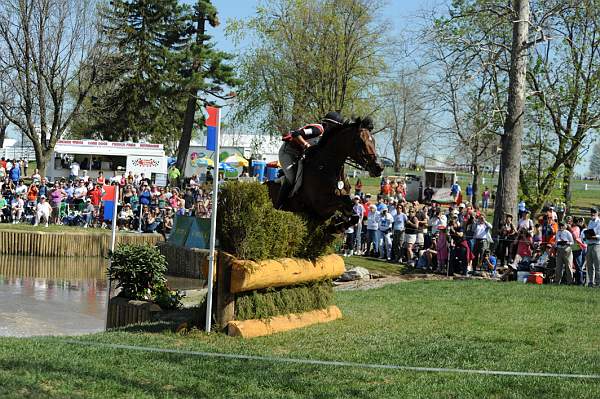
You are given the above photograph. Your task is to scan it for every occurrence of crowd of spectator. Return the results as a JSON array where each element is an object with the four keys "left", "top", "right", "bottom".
[
  {"left": 341, "top": 176, "right": 600, "bottom": 287},
  {"left": 0, "top": 157, "right": 214, "bottom": 237}
]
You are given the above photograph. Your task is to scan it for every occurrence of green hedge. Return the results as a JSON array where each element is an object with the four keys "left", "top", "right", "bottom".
[
  {"left": 235, "top": 281, "right": 334, "bottom": 321},
  {"left": 217, "top": 181, "right": 306, "bottom": 261},
  {"left": 217, "top": 181, "right": 338, "bottom": 261}
]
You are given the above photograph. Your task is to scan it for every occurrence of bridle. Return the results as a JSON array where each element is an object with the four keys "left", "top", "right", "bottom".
[{"left": 345, "top": 128, "right": 377, "bottom": 172}]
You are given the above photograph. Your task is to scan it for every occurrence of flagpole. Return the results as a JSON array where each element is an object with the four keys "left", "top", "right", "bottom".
[
  {"left": 205, "top": 108, "right": 220, "bottom": 332},
  {"left": 106, "top": 184, "right": 119, "bottom": 330}
]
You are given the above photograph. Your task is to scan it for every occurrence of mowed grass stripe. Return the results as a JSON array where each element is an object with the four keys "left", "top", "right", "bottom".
[{"left": 1, "top": 280, "right": 599, "bottom": 398}]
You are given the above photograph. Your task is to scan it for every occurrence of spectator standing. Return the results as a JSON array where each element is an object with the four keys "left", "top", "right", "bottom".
[
  {"left": 378, "top": 208, "right": 393, "bottom": 260},
  {"left": 365, "top": 204, "right": 380, "bottom": 257},
  {"left": 69, "top": 161, "right": 80, "bottom": 180},
  {"left": 352, "top": 196, "right": 364, "bottom": 254},
  {"left": 554, "top": 222, "right": 574, "bottom": 284},
  {"left": 393, "top": 205, "right": 407, "bottom": 262},
  {"left": 584, "top": 208, "right": 600, "bottom": 287},
  {"left": 472, "top": 214, "right": 492, "bottom": 270},
  {"left": 482, "top": 187, "right": 491, "bottom": 211},
  {"left": 7, "top": 162, "right": 21, "bottom": 185},
  {"left": 496, "top": 213, "right": 516, "bottom": 267},
  {"left": 354, "top": 179, "right": 363, "bottom": 197},
  {"left": 466, "top": 183, "right": 473, "bottom": 204},
  {"left": 568, "top": 217, "right": 587, "bottom": 285},
  {"left": 450, "top": 181, "right": 461, "bottom": 202}
]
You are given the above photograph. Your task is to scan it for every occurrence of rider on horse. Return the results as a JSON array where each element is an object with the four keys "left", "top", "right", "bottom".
[{"left": 276, "top": 111, "right": 344, "bottom": 208}]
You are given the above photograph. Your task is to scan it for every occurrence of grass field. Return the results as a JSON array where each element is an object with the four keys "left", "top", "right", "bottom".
[{"left": 1, "top": 280, "right": 599, "bottom": 398}]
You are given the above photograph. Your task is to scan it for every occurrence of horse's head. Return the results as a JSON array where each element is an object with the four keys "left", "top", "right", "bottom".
[{"left": 348, "top": 117, "right": 384, "bottom": 177}]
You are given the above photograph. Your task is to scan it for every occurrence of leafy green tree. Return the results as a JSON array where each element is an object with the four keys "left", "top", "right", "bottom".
[
  {"left": 228, "top": 0, "right": 388, "bottom": 135},
  {"left": 589, "top": 140, "right": 600, "bottom": 177}
]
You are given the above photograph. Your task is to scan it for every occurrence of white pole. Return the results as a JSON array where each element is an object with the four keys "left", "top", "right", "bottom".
[
  {"left": 137, "top": 200, "right": 143, "bottom": 233},
  {"left": 205, "top": 109, "right": 221, "bottom": 332},
  {"left": 106, "top": 184, "right": 119, "bottom": 330}
]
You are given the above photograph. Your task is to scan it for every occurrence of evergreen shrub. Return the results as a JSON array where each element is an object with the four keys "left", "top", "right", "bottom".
[
  {"left": 108, "top": 244, "right": 183, "bottom": 309},
  {"left": 217, "top": 181, "right": 306, "bottom": 261}
]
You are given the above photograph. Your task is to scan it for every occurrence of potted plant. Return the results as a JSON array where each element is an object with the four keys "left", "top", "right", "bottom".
[{"left": 107, "top": 244, "right": 183, "bottom": 328}]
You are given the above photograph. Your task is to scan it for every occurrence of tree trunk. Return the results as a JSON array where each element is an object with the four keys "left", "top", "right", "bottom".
[
  {"left": 175, "top": 13, "right": 207, "bottom": 177},
  {"left": 472, "top": 163, "right": 480, "bottom": 207},
  {"left": 392, "top": 137, "right": 402, "bottom": 172},
  {"left": 563, "top": 157, "right": 576, "bottom": 212},
  {"left": 0, "top": 123, "right": 7, "bottom": 148},
  {"left": 493, "top": 0, "right": 529, "bottom": 234},
  {"left": 33, "top": 146, "right": 50, "bottom": 177}
]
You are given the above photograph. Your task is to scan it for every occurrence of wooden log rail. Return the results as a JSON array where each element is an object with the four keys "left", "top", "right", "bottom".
[{"left": 0, "top": 230, "right": 162, "bottom": 257}]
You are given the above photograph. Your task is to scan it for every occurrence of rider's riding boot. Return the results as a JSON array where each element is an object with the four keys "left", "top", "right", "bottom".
[{"left": 276, "top": 180, "right": 293, "bottom": 209}]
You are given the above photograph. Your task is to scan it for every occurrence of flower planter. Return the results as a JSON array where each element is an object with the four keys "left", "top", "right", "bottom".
[{"left": 106, "top": 297, "right": 162, "bottom": 329}]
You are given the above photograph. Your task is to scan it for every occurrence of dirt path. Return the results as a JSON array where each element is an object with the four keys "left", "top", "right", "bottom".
[{"left": 333, "top": 273, "right": 453, "bottom": 291}]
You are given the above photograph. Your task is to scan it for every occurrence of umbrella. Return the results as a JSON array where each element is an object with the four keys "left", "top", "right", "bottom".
[
  {"left": 218, "top": 162, "right": 236, "bottom": 172},
  {"left": 224, "top": 154, "right": 249, "bottom": 167},
  {"left": 193, "top": 157, "right": 214, "bottom": 167}
]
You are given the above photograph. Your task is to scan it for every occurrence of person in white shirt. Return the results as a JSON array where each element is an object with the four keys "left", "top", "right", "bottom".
[
  {"left": 378, "top": 208, "right": 394, "bottom": 260},
  {"left": 11, "top": 195, "right": 24, "bottom": 224},
  {"left": 31, "top": 168, "right": 41, "bottom": 182},
  {"left": 584, "top": 208, "right": 600, "bottom": 287},
  {"left": 366, "top": 204, "right": 380, "bottom": 257},
  {"left": 34, "top": 195, "right": 52, "bottom": 227},
  {"left": 472, "top": 214, "right": 493, "bottom": 270},
  {"left": 429, "top": 208, "right": 447, "bottom": 235},
  {"left": 554, "top": 221, "right": 574, "bottom": 284},
  {"left": 393, "top": 205, "right": 408, "bottom": 262},
  {"left": 518, "top": 210, "right": 534, "bottom": 232},
  {"left": 15, "top": 180, "right": 27, "bottom": 196},
  {"left": 351, "top": 196, "right": 364, "bottom": 255},
  {"left": 69, "top": 161, "right": 80, "bottom": 179}
]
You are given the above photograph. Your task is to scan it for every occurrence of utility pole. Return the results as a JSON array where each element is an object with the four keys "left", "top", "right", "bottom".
[{"left": 492, "top": 0, "right": 530, "bottom": 233}]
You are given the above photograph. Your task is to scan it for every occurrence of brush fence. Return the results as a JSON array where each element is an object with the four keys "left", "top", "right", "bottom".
[
  {"left": 0, "top": 230, "right": 162, "bottom": 257},
  {"left": 206, "top": 252, "right": 345, "bottom": 338}
]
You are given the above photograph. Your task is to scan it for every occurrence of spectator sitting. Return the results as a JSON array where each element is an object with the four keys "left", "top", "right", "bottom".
[
  {"left": 118, "top": 203, "right": 134, "bottom": 230},
  {"left": 34, "top": 195, "right": 51, "bottom": 227},
  {"left": 10, "top": 194, "right": 24, "bottom": 224},
  {"left": 15, "top": 179, "right": 27, "bottom": 197},
  {"left": 0, "top": 194, "right": 9, "bottom": 222}
]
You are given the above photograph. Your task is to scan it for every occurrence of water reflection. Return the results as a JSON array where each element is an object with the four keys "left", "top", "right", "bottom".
[{"left": 0, "top": 256, "right": 203, "bottom": 337}]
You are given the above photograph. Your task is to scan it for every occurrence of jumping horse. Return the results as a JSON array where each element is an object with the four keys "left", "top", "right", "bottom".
[{"left": 267, "top": 117, "right": 383, "bottom": 231}]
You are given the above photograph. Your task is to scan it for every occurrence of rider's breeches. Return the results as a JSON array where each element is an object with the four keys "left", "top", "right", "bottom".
[{"left": 279, "top": 142, "right": 302, "bottom": 184}]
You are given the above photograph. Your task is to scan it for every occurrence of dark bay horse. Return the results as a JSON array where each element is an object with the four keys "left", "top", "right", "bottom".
[{"left": 267, "top": 117, "right": 383, "bottom": 230}]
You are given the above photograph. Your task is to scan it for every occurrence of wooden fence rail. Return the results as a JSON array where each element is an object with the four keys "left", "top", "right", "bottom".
[{"left": 0, "top": 230, "right": 163, "bottom": 257}]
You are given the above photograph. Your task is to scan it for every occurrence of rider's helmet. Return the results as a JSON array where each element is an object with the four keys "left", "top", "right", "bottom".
[{"left": 322, "top": 111, "right": 344, "bottom": 126}]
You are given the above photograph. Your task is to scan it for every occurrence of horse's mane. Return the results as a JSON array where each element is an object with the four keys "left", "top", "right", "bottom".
[{"left": 318, "top": 116, "right": 374, "bottom": 147}]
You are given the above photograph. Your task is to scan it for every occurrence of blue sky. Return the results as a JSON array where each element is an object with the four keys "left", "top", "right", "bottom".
[{"left": 208, "top": 0, "right": 429, "bottom": 53}]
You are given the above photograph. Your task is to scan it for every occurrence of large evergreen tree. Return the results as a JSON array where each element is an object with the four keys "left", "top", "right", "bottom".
[
  {"left": 175, "top": 0, "right": 238, "bottom": 173},
  {"left": 72, "top": 0, "right": 192, "bottom": 147}
]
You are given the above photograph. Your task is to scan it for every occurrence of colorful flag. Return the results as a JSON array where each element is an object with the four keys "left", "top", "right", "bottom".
[
  {"left": 102, "top": 185, "right": 116, "bottom": 221},
  {"left": 205, "top": 106, "right": 220, "bottom": 151}
]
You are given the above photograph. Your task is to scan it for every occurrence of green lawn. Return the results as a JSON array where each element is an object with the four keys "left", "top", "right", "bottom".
[{"left": 1, "top": 280, "right": 599, "bottom": 398}]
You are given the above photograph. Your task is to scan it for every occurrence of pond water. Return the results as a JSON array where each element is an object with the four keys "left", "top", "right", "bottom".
[{"left": 0, "top": 255, "right": 202, "bottom": 337}]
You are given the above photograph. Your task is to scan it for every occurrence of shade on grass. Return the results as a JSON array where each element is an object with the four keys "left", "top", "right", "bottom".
[{"left": 0, "top": 280, "right": 598, "bottom": 398}]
